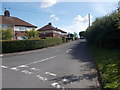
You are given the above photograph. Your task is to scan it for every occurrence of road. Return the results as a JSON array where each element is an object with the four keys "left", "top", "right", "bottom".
[{"left": 2, "top": 39, "right": 99, "bottom": 89}]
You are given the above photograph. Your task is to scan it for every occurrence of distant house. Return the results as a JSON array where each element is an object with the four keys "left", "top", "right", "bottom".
[
  {"left": 0, "top": 10, "right": 37, "bottom": 40},
  {"left": 37, "top": 23, "right": 67, "bottom": 38}
]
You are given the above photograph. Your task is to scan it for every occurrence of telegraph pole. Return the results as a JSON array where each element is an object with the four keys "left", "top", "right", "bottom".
[{"left": 88, "top": 13, "right": 90, "bottom": 27}]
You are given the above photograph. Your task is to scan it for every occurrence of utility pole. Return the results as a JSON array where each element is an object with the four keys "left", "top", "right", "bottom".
[
  {"left": 88, "top": 13, "right": 90, "bottom": 27},
  {"left": 118, "top": 1, "right": 120, "bottom": 11}
]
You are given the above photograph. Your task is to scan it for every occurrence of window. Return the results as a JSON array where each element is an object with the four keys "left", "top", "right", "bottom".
[{"left": 19, "top": 27, "right": 26, "bottom": 31}]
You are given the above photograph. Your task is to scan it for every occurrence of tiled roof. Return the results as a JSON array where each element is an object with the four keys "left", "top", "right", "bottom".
[
  {"left": 38, "top": 24, "right": 57, "bottom": 31},
  {"left": 0, "top": 15, "right": 37, "bottom": 28},
  {"left": 38, "top": 23, "right": 67, "bottom": 33}
]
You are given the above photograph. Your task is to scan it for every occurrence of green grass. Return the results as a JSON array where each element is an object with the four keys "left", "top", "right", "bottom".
[{"left": 91, "top": 47, "right": 120, "bottom": 90}]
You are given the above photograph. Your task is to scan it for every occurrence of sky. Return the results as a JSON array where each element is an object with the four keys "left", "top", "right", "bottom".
[{"left": 1, "top": 0, "right": 119, "bottom": 34}]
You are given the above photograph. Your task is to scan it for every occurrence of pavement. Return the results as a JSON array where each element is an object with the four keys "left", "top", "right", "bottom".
[{"left": 1, "top": 39, "right": 100, "bottom": 89}]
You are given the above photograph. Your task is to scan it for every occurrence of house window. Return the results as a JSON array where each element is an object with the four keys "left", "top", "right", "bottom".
[{"left": 19, "top": 27, "right": 26, "bottom": 31}]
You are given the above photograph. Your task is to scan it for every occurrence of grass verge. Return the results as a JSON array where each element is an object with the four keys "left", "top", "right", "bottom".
[{"left": 91, "top": 47, "right": 120, "bottom": 90}]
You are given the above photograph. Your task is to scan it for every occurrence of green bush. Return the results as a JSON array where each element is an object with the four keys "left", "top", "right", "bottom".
[
  {"left": 85, "top": 11, "right": 120, "bottom": 48},
  {"left": 1, "top": 28, "right": 13, "bottom": 40},
  {"left": 2, "top": 37, "right": 62, "bottom": 53}
]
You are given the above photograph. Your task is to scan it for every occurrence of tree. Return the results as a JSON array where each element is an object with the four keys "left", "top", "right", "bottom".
[
  {"left": 1, "top": 28, "right": 13, "bottom": 40},
  {"left": 79, "top": 31, "right": 85, "bottom": 39},
  {"left": 25, "top": 28, "right": 39, "bottom": 39},
  {"left": 74, "top": 32, "right": 78, "bottom": 40},
  {"left": 67, "top": 33, "right": 74, "bottom": 41}
]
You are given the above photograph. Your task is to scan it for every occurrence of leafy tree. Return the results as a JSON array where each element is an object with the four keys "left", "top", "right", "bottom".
[
  {"left": 74, "top": 32, "right": 78, "bottom": 40},
  {"left": 67, "top": 33, "right": 74, "bottom": 41},
  {"left": 79, "top": 31, "right": 85, "bottom": 39},
  {"left": 1, "top": 28, "right": 13, "bottom": 40},
  {"left": 70, "top": 33, "right": 74, "bottom": 38},
  {"left": 25, "top": 28, "right": 39, "bottom": 39}
]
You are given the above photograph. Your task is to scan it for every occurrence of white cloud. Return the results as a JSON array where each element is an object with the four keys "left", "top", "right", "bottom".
[
  {"left": 60, "top": 14, "right": 93, "bottom": 34},
  {"left": 50, "top": 14, "right": 59, "bottom": 21},
  {"left": 54, "top": 17, "right": 59, "bottom": 21},
  {"left": 40, "top": 0, "right": 57, "bottom": 8},
  {"left": 50, "top": 14, "right": 55, "bottom": 18}
]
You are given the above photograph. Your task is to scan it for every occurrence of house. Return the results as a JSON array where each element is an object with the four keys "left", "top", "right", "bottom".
[
  {"left": 37, "top": 23, "right": 67, "bottom": 38},
  {"left": 0, "top": 10, "right": 37, "bottom": 40}
]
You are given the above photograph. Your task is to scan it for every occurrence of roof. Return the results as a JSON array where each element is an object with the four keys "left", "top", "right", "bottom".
[
  {"left": 57, "top": 29, "right": 67, "bottom": 33},
  {"left": 38, "top": 23, "right": 67, "bottom": 33},
  {"left": 0, "top": 15, "right": 37, "bottom": 28}
]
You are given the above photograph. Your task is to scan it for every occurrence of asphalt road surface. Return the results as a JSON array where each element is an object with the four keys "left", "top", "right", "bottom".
[{"left": 2, "top": 39, "right": 99, "bottom": 89}]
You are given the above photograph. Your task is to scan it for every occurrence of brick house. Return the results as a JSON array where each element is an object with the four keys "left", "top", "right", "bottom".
[
  {"left": 0, "top": 10, "right": 37, "bottom": 40},
  {"left": 37, "top": 23, "right": 67, "bottom": 38}
]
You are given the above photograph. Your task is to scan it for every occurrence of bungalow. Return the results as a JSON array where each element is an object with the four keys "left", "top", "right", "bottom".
[
  {"left": 0, "top": 10, "right": 37, "bottom": 40},
  {"left": 37, "top": 23, "right": 67, "bottom": 38}
]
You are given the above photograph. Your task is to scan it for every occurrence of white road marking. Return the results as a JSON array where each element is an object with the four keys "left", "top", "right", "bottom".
[
  {"left": 51, "top": 82, "right": 61, "bottom": 88},
  {"left": 31, "top": 68, "right": 40, "bottom": 71},
  {"left": 0, "top": 54, "right": 3, "bottom": 57},
  {"left": 66, "top": 49, "right": 72, "bottom": 53},
  {"left": 27, "top": 72, "right": 32, "bottom": 75},
  {"left": 1, "top": 65, "right": 8, "bottom": 69},
  {"left": 18, "top": 65, "right": 28, "bottom": 68},
  {"left": 11, "top": 67, "right": 19, "bottom": 71},
  {"left": 37, "top": 75, "right": 47, "bottom": 81},
  {"left": 45, "top": 72, "right": 57, "bottom": 76},
  {"left": 27, "top": 55, "right": 57, "bottom": 65},
  {"left": 63, "top": 79, "right": 68, "bottom": 82},
  {"left": 21, "top": 70, "right": 33, "bottom": 75}
]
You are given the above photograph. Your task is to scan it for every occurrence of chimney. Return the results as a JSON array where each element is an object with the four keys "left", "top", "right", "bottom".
[
  {"left": 48, "top": 23, "right": 52, "bottom": 26},
  {"left": 4, "top": 10, "right": 10, "bottom": 17}
]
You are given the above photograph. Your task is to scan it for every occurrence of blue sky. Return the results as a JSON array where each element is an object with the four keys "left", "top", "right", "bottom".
[{"left": 1, "top": 1, "right": 118, "bottom": 34}]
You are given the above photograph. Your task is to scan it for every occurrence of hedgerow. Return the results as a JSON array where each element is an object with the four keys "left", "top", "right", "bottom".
[
  {"left": 85, "top": 11, "right": 120, "bottom": 48},
  {"left": 2, "top": 37, "right": 62, "bottom": 53}
]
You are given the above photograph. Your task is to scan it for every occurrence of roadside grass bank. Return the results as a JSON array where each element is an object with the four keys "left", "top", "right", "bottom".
[{"left": 91, "top": 46, "right": 120, "bottom": 90}]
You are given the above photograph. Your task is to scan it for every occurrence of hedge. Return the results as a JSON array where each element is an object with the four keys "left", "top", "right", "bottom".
[
  {"left": 85, "top": 11, "right": 120, "bottom": 48},
  {"left": 2, "top": 37, "right": 63, "bottom": 53}
]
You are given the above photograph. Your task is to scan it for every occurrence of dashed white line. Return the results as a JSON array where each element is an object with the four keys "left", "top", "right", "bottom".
[
  {"left": 1, "top": 65, "right": 8, "bottom": 69},
  {"left": 27, "top": 55, "right": 57, "bottom": 65},
  {"left": 31, "top": 68, "right": 40, "bottom": 71},
  {"left": 45, "top": 72, "right": 57, "bottom": 76},
  {"left": 18, "top": 65, "right": 28, "bottom": 68},
  {"left": 10, "top": 67, "right": 19, "bottom": 71}
]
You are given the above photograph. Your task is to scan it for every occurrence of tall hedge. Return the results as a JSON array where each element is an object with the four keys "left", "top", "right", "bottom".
[
  {"left": 85, "top": 11, "right": 120, "bottom": 48},
  {"left": 2, "top": 37, "right": 62, "bottom": 53}
]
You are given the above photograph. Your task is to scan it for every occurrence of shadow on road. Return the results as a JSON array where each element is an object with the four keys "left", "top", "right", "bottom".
[
  {"left": 69, "top": 39, "right": 93, "bottom": 63},
  {"left": 50, "top": 73, "right": 96, "bottom": 85}
]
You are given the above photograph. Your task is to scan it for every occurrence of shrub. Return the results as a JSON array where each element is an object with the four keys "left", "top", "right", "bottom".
[
  {"left": 85, "top": 11, "right": 120, "bottom": 48},
  {"left": 25, "top": 28, "right": 39, "bottom": 39},
  {"left": 1, "top": 28, "right": 13, "bottom": 40},
  {"left": 2, "top": 37, "right": 62, "bottom": 53}
]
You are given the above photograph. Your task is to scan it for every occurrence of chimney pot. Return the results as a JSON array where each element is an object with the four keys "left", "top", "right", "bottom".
[
  {"left": 4, "top": 10, "right": 10, "bottom": 17},
  {"left": 48, "top": 23, "right": 52, "bottom": 26}
]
